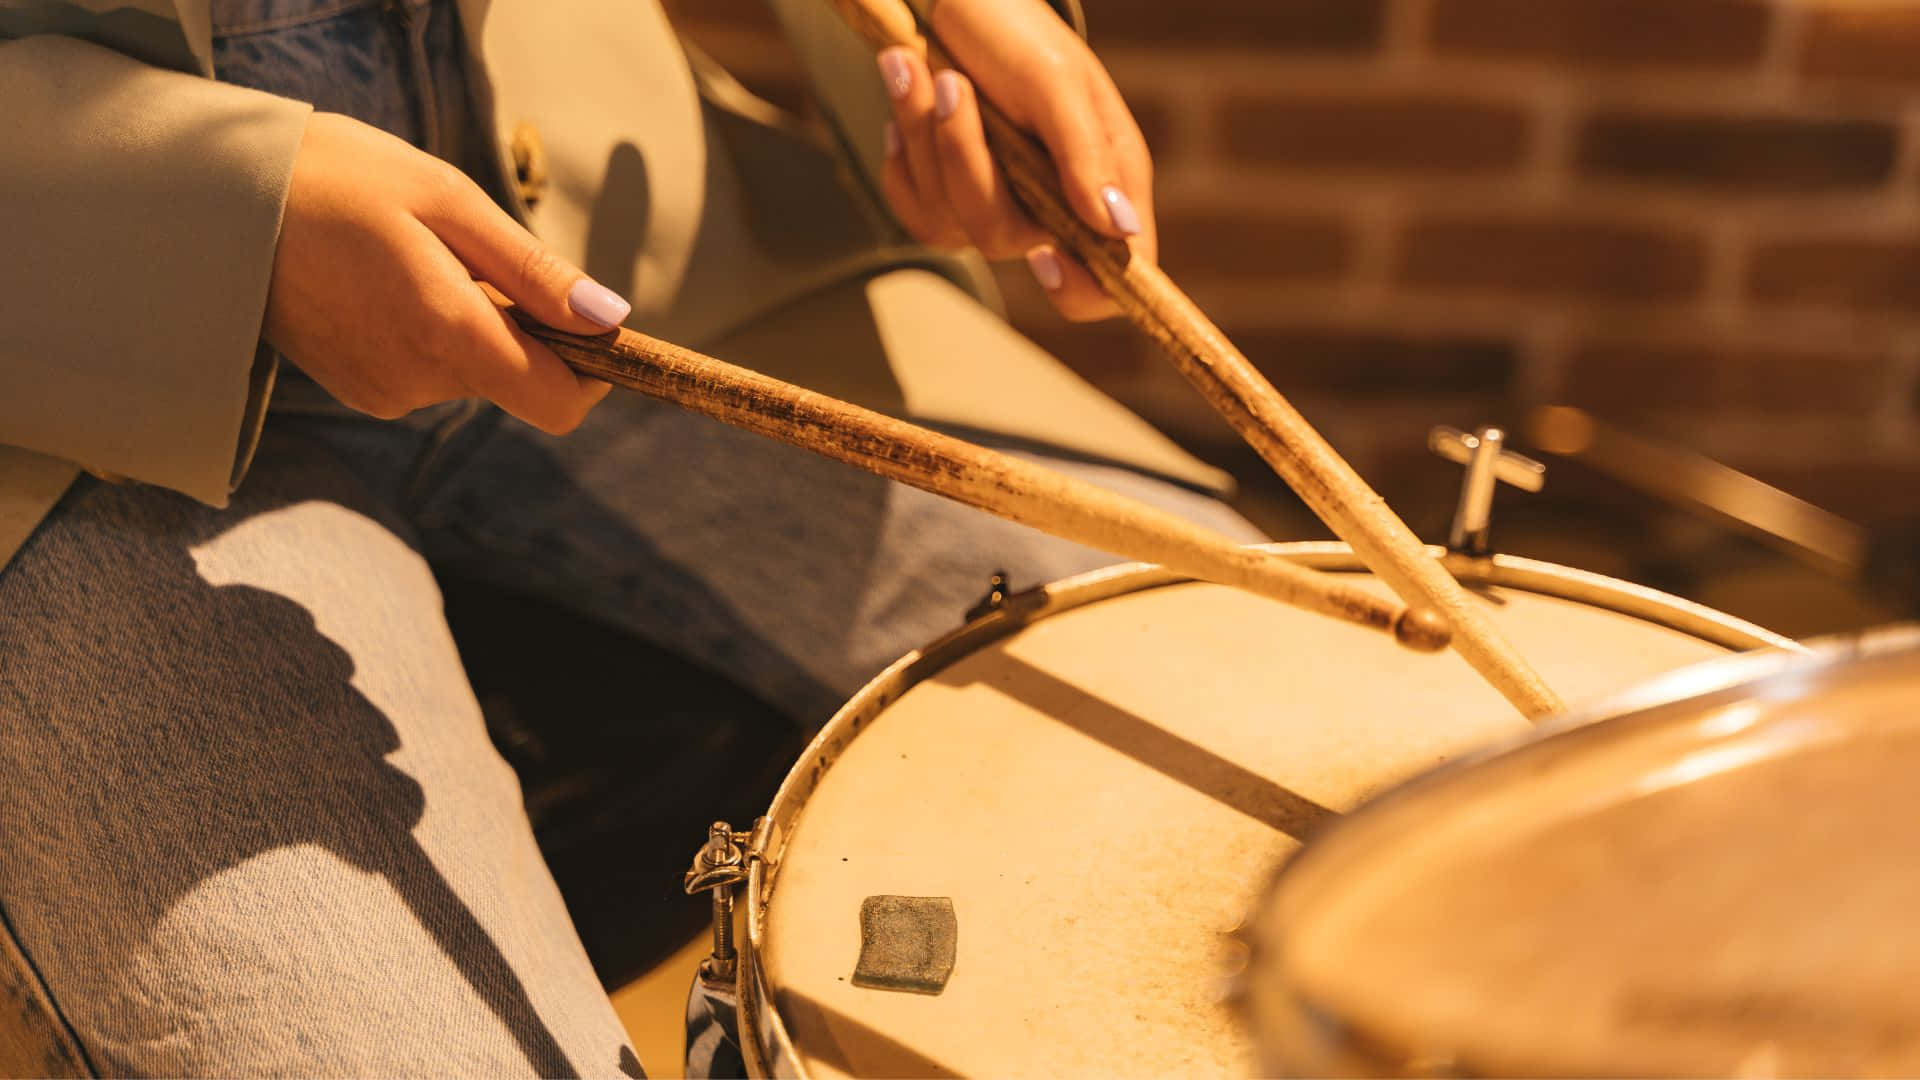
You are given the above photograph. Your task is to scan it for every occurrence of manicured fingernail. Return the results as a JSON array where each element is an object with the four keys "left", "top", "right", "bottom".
[
  {"left": 1027, "top": 247, "right": 1064, "bottom": 291},
  {"left": 568, "top": 277, "right": 630, "bottom": 330},
  {"left": 1102, "top": 186, "right": 1142, "bottom": 236},
  {"left": 934, "top": 70, "right": 962, "bottom": 120},
  {"left": 883, "top": 120, "right": 901, "bottom": 158},
  {"left": 878, "top": 48, "right": 914, "bottom": 101}
]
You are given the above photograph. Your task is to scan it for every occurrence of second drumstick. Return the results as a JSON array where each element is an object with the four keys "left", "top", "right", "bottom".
[{"left": 511, "top": 310, "right": 1450, "bottom": 652}]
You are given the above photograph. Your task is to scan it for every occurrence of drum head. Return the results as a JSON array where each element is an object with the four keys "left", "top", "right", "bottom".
[
  {"left": 753, "top": 554, "right": 1777, "bottom": 1078},
  {"left": 1245, "top": 626, "right": 1920, "bottom": 1077}
]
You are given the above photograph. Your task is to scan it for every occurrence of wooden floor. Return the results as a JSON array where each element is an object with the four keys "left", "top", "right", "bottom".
[{"left": 613, "top": 929, "right": 712, "bottom": 1079}]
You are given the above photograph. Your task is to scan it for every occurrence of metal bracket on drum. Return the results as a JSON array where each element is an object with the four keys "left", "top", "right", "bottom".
[
  {"left": 963, "top": 569, "right": 1053, "bottom": 625},
  {"left": 684, "top": 820, "right": 767, "bottom": 987},
  {"left": 1429, "top": 425, "right": 1546, "bottom": 557},
  {"left": 964, "top": 569, "right": 1014, "bottom": 622}
]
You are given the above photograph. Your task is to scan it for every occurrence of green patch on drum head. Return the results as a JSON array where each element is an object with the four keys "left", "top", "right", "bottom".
[{"left": 852, "top": 895, "right": 957, "bottom": 994}]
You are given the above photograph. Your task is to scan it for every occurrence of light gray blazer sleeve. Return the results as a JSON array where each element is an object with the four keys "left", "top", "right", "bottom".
[{"left": 0, "top": 33, "right": 309, "bottom": 506}]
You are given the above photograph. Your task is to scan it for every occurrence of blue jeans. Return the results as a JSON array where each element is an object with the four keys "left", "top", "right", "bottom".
[{"left": 0, "top": 394, "right": 1254, "bottom": 1077}]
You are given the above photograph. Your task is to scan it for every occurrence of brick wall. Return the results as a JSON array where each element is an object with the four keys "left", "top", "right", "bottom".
[{"left": 663, "top": 0, "right": 1920, "bottom": 628}]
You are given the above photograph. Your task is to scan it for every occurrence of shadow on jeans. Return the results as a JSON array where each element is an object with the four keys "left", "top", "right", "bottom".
[{"left": 0, "top": 454, "right": 580, "bottom": 1076}]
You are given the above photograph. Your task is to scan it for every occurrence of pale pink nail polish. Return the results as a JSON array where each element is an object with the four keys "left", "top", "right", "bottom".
[
  {"left": 1102, "top": 186, "right": 1142, "bottom": 236},
  {"left": 568, "top": 278, "right": 630, "bottom": 329},
  {"left": 934, "top": 70, "right": 962, "bottom": 120},
  {"left": 878, "top": 48, "right": 913, "bottom": 101},
  {"left": 1027, "top": 248, "right": 1065, "bottom": 291},
  {"left": 884, "top": 121, "right": 901, "bottom": 158}
]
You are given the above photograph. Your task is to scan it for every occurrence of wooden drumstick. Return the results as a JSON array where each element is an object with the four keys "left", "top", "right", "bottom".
[
  {"left": 511, "top": 311, "right": 1450, "bottom": 651},
  {"left": 822, "top": 0, "right": 1563, "bottom": 719}
]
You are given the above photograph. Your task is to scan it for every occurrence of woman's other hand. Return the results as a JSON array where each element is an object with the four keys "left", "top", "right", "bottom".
[
  {"left": 264, "top": 112, "right": 623, "bottom": 433},
  {"left": 875, "top": 0, "right": 1153, "bottom": 322}
]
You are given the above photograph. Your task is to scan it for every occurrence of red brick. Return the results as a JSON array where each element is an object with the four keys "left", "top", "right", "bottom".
[
  {"left": 1157, "top": 211, "right": 1352, "bottom": 281},
  {"left": 1398, "top": 216, "right": 1707, "bottom": 302},
  {"left": 1236, "top": 326, "right": 1519, "bottom": 396},
  {"left": 1747, "top": 238, "right": 1920, "bottom": 309},
  {"left": 1012, "top": 321, "right": 1515, "bottom": 428},
  {"left": 1802, "top": 5, "right": 1920, "bottom": 86},
  {"left": 1021, "top": 319, "right": 1512, "bottom": 399},
  {"left": 1222, "top": 96, "right": 1531, "bottom": 175},
  {"left": 1089, "top": 0, "right": 1385, "bottom": 51},
  {"left": 1430, "top": 0, "right": 1772, "bottom": 70},
  {"left": 1562, "top": 341, "right": 1888, "bottom": 418},
  {"left": 1576, "top": 110, "right": 1897, "bottom": 192}
]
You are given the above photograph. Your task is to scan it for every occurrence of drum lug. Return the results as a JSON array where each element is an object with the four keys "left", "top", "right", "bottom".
[
  {"left": 964, "top": 569, "right": 1013, "bottom": 622},
  {"left": 965, "top": 569, "right": 1051, "bottom": 624},
  {"left": 1429, "top": 424, "right": 1546, "bottom": 556},
  {"left": 684, "top": 818, "right": 779, "bottom": 986},
  {"left": 684, "top": 821, "right": 751, "bottom": 984}
]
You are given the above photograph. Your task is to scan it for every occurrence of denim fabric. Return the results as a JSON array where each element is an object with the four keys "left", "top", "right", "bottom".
[
  {"left": 209, "top": 0, "right": 479, "bottom": 166},
  {"left": 0, "top": 405, "right": 1257, "bottom": 1076},
  {"left": 0, "top": 431, "right": 641, "bottom": 1077},
  {"left": 683, "top": 973, "right": 741, "bottom": 1080},
  {"left": 388, "top": 395, "right": 1263, "bottom": 722}
]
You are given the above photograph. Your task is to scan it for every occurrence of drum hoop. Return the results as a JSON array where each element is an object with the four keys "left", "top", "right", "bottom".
[
  {"left": 733, "top": 542, "right": 1796, "bottom": 1076},
  {"left": 1242, "top": 624, "right": 1919, "bottom": 1077},
  {"left": 739, "top": 856, "right": 800, "bottom": 1078}
]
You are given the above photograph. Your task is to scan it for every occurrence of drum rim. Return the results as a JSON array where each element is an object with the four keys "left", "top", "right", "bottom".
[
  {"left": 734, "top": 542, "right": 1797, "bottom": 1078},
  {"left": 1240, "top": 621, "right": 1920, "bottom": 1077}
]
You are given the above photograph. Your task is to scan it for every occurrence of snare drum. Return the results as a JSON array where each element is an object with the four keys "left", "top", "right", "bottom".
[
  {"left": 1243, "top": 625, "right": 1920, "bottom": 1078},
  {"left": 719, "top": 543, "right": 1792, "bottom": 1077}
]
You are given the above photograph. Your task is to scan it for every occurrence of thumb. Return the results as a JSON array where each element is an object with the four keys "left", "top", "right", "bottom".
[{"left": 424, "top": 177, "right": 631, "bottom": 334}]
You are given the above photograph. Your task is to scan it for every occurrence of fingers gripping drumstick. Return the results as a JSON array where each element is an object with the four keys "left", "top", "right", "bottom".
[
  {"left": 512, "top": 311, "right": 1450, "bottom": 652},
  {"left": 824, "top": 0, "right": 1564, "bottom": 719}
]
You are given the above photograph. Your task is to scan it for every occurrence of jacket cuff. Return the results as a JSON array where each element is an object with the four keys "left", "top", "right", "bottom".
[{"left": 0, "top": 35, "right": 307, "bottom": 506}]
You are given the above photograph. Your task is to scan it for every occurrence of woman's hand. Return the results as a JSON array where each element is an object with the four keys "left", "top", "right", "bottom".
[
  {"left": 875, "top": 0, "right": 1153, "bottom": 322},
  {"left": 264, "top": 112, "right": 626, "bottom": 433}
]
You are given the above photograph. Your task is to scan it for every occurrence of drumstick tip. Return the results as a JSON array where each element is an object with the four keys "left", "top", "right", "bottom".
[{"left": 1394, "top": 606, "right": 1453, "bottom": 653}]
